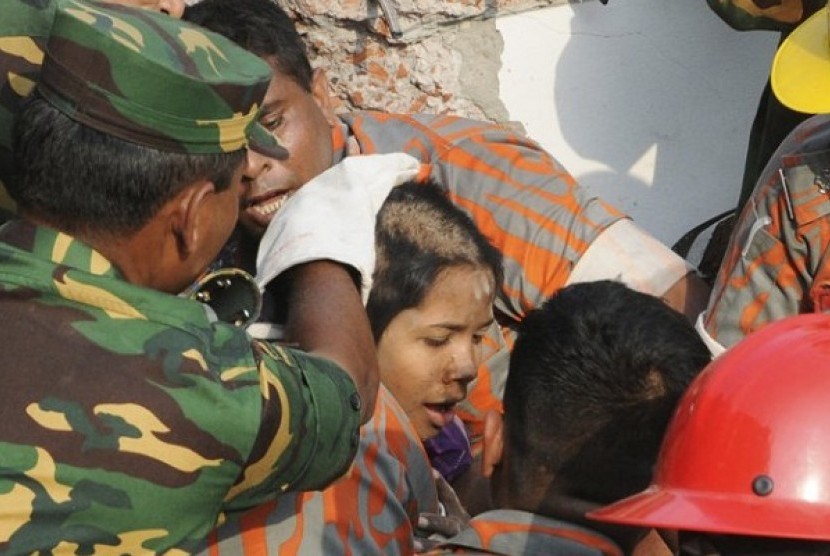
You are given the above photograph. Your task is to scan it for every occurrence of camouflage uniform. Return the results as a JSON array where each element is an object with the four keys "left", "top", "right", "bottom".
[
  {"left": 202, "top": 386, "right": 439, "bottom": 555},
  {"left": 0, "top": 221, "right": 360, "bottom": 553},
  {"left": 704, "top": 114, "right": 830, "bottom": 349},
  {"left": 0, "top": 2, "right": 357, "bottom": 553},
  {"left": 433, "top": 510, "right": 623, "bottom": 556}
]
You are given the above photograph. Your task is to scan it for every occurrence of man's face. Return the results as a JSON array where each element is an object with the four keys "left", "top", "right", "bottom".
[
  {"left": 239, "top": 66, "right": 337, "bottom": 237},
  {"left": 117, "top": 0, "right": 185, "bottom": 18}
]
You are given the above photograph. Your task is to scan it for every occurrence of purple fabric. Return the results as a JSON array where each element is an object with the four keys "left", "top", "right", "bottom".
[{"left": 423, "top": 415, "right": 472, "bottom": 483}]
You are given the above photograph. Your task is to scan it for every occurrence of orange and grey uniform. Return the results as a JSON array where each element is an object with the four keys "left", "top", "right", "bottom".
[
  {"left": 333, "top": 112, "right": 689, "bottom": 439},
  {"left": 201, "top": 386, "right": 439, "bottom": 555},
  {"left": 704, "top": 114, "right": 830, "bottom": 350},
  {"left": 435, "top": 509, "right": 623, "bottom": 556}
]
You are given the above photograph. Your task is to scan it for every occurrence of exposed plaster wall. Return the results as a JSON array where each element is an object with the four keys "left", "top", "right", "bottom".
[{"left": 280, "top": 0, "right": 568, "bottom": 120}]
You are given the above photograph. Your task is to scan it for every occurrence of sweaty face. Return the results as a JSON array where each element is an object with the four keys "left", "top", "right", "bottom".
[
  {"left": 117, "top": 0, "right": 185, "bottom": 18},
  {"left": 239, "top": 66, "right": 336, "bottom": 237},
  {"left": 377, "top": 266, "right": 496, "bottom": 442}
]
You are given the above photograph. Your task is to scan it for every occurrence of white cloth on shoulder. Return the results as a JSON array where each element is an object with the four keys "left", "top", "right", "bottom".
[
  {"left": 565, "top": 218, "right": 693, "bottom": 298},
  {"left": 256, "top": 153, "right": 421, "bottom": 303}
]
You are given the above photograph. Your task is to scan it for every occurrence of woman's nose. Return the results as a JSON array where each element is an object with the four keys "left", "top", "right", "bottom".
[
  {"left": 446, "top": 343, "right": 478, "bottom": 385},
  {"left": 157, "top": 0, "right": 185, "bottom": 18}
]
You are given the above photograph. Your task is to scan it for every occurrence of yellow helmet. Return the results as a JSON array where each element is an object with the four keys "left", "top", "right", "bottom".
[{"left": 772, "top": 5, "right": 830, "bottom": 113}]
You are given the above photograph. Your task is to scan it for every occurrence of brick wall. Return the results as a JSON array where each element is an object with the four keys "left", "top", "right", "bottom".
[{"left": 280, "top": 0, "right": 568, "bottom": 121}]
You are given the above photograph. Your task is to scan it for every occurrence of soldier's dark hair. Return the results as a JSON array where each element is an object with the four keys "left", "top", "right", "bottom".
[
  {"left": 503, "top": 281, "right": 710, "bottom": 506},
  {"left": 366, "top": 180, "right": 503, "bottom": 341},
  {"left": 11, "top": 94, "right": 244, "bottom": 236},
  {"left": 184, "top": 0, "right": 314, "bottom": 92}
]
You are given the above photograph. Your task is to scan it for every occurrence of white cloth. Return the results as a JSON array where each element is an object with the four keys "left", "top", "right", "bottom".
[
  {"left": 565, "top": 218, "right": 693, "bottom": 298},
  {"left": 695, "top": 311, "right": 726, "bottom": 358},
  {"left": 256, "top": 153, "right": 421, "bottom": 303}
]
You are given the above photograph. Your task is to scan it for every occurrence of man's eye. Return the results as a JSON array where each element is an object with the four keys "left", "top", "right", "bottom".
[{"left": 262, "top": 115, "right": 283, "bottom": 131}]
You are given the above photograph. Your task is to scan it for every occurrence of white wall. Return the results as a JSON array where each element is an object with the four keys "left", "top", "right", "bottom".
[{"left": 497, "top": 0, "right": 779, "bottom": 248}]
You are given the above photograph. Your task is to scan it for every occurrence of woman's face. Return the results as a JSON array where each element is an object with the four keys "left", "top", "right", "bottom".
[{"left": 377, "top": 265, "right": 496, "bottom": 441}]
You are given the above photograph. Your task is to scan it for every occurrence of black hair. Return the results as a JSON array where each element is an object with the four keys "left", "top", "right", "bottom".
[
  {"left": 366, "top": 180, "right": 504, "bottom": 341},
  {"left": 11, "top": 94, "right": 244, "bottom": 236},
  {"left": 184, "top": 0, "right": 314, "bottom": 91},
  {"left": 504, "top": 280, "right": 710, "bottom": 505}
]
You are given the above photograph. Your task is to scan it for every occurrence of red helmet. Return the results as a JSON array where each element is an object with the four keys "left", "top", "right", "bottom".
[{"left": 589, "top": 313, "right": 830, "bottom": 541}]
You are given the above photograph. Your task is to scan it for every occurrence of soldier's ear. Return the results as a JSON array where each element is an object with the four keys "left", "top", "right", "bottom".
[{"left": 169, "top": 180, "right": 215, "bottom": 260}]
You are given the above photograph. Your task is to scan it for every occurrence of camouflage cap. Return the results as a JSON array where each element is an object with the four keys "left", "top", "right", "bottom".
[
  {"left": 37, "top": 0, "right": 287, "bottom": 158},
  {"left": 0, "top": 0, "right": 55, "bottom": 188}
]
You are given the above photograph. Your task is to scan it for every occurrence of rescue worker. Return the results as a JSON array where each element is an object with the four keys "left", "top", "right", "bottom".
[
  {"left": 591, "top": 313, "right": 830, "bottom": 555},
  {"left": 701, "top": 4, "right": 830, "bottom": 354}
]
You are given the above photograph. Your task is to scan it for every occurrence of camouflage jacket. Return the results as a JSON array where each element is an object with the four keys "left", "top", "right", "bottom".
[
  {"left": 0, "top": 220, "right": 361, "bottom": 554},
  {"left": 706, "top": 0, "right": 825, "bottom": 32}
]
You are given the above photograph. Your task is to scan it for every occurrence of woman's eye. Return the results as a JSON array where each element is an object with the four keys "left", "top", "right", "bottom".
[
  {"left": 423, "top": 337, "right": 450, "bottom": 348},
  {"left": 472, "top": 334, "right": 485, "bottom": 345}
]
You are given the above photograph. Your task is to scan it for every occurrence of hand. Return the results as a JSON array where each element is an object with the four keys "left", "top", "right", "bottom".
[
  {"left": 414, "top": 469, "right": 471, "bottom": 551},
  {"left": 255, "top": 153, "right": 421, "bottom": 303}
]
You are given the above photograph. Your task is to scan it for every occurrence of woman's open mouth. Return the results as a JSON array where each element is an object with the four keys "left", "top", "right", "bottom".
[{"left": 423, "top": 401, "right": 459, "bottom": 429}]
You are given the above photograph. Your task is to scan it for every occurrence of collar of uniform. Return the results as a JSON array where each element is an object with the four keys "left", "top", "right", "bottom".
[
  {"left": 444, "top": 509, "right": 623, "bottom": 556},
  {"left": 331, "top": 117, "right": 350, "bottom": 165},
  {"left": 0, "top": 219, "right": 217, "bottom": 327},
  {"left": 0, "top": 219, "right": 122, "bottom": 279}
]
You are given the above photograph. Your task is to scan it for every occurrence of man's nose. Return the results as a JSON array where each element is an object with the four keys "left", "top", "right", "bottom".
[{"left": 244, "top": 149, "right": 272, "bottom": 182}]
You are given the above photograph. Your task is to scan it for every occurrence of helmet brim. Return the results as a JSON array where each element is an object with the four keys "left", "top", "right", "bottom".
[
  {"left": 588, "top": 486, "right": 830, "bottom": 542},
  {"left": 771, "top": 7, "right": 830, "bottom": 114}
]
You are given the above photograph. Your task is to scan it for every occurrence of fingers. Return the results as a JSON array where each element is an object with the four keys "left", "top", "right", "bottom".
[
  {"left": 417, "top": 512, "right": 466, "bottom": 538},
  {"left": 433, "top": 470, "right": 471, "bottom": 522}
]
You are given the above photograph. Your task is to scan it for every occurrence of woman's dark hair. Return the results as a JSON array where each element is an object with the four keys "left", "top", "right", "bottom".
[{"left": 366, "top": 179, "right": 503, "bottom": 341}]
